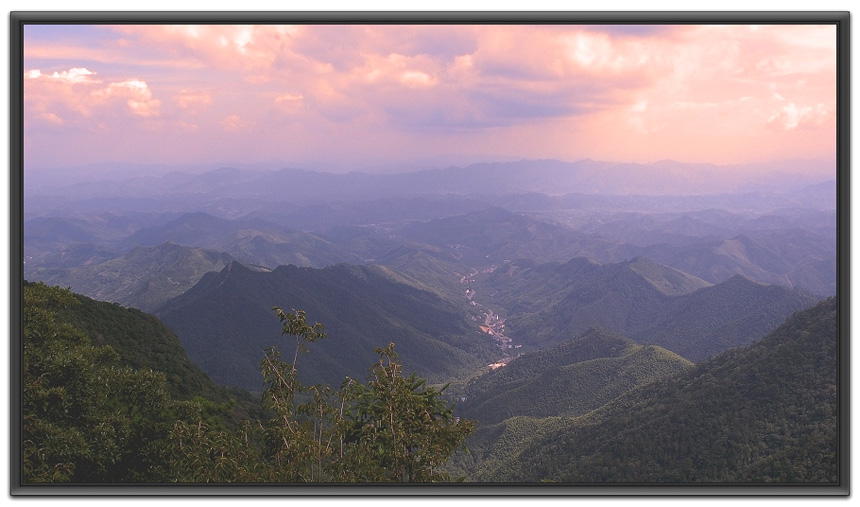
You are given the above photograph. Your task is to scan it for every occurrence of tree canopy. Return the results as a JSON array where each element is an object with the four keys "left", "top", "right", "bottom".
[{"left": 21, "top": 284, "right": 474, "bottom": 483}]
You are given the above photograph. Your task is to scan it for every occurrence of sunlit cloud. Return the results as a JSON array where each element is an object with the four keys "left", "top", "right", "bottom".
[
  {"left": 220, "top": 114, "right": 250, "bottom": 132},
  {"left": 26, "top": 67, "right": 100, "bottom": 84},
  {"left": 92, "top": 79, "right": 161, "bottom": 117},
  {"left": 25, "top": 66, "right": 163, "bottom": 123},
  {"left": 768, "top": 102, "right": 831, "bottom": 131},
  {"left": 22, "top": 23, "right": 837, "bottom": 170}
]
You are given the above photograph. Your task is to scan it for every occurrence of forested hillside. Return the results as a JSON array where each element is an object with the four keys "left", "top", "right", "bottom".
[
  {"left": 455, "top": 298, "right": 838, "bottom": 483},
  {"left": 478, "top": 257, "right": 818, "bottom": 360},
  {"left": 47, "top": 281, "right": 252, "bottom": 409},
  {"left": 22, "top": 282, "right": 475, "bottom": 483},
  {"left": 458, "top": 328, "right": 693, "bottom": 424},
  {"left": 156, "top": 261, "right": 498, "bottom": 390}
]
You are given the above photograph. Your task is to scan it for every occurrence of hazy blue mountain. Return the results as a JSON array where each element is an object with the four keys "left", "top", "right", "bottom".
[
  {"left": 479, "top": 256, "right": 818, "bottom": 361},
  {"left": 636, "top": 229, "right": 836, "bottom": 295},
  {"left": 155, "top": 261, "right": 499, "bottom": 391},
  {"left": 117, "top": 212, "right": 286, "bottom": 251},
  {"left": 392, "top": 206, "right": 632, "bottom": 266},
  {"left": 23, "top": 211, "right": 184, "bottom": 270},
  {"left": 26, "top": 159, "right": 834, "bottom": 216},
  {"left": 118, "top": 211, "right": 363, "bottom": 268},
  {"left": 267, "top": 195, "right": 493, "bottom": 233},
  {"left": 26, "top": 241, "right": 235, "bottom": 312},
  {"left": 24, "top": 242, "right": 118, "bottom": 272}
]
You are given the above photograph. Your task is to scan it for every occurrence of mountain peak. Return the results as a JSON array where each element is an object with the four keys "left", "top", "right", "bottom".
[{"left": 624, "top": 257, "right": 712, "bottom": 296}]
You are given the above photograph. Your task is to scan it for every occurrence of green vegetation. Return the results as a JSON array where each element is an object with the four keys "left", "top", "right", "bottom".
[
  {"left": 23, "top": 282, "right": 186, "bottom": 482},
  {"left": 22, "top": 283, "right": 474, "bottom": 483},
  {"left": 454, "top": 298, "right": 837, "bottom": 483},
  {"left": 459, "top": 328, "right": 693, "bottom": 424}
]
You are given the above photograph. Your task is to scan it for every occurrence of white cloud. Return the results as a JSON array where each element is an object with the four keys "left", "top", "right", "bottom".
[
  {"left": 399, "top": 70, "right": 436, "bottom": 88},
  {"left": 91, "top": 79, "right": 161, "bottom": 117},
  {"left": 767, "top": 102, "right": 830, "bottom": 131},
  {"left": 25, "top": 67, "right": 100, "bottom": 84}
]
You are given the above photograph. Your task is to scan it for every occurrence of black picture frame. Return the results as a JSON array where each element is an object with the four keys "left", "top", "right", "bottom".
[{"left": 9, "top": 10, "right": 851, "bottom": 496}]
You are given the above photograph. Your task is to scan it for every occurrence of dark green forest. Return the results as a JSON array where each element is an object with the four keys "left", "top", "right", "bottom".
[
  {"left": 449, "top": 297, "right": 838, "bottom": 483},
  {"left": 22, "top": 282, "right": 474, "bottom": 483},
  {"left": 19, "top": 275, "right": 839, "bottom": 485}
]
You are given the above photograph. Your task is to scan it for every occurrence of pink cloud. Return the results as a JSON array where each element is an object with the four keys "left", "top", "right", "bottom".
[
  {"left": 220, "top": 114, "right": 249, "bottom": 132},
  {"left": 27, "top": 67, "right": 100, "bottom": 84},
  {"left": 22, "top": 24, "right": 837, "bottom": 169},
  {"left": 768, "top": 102, "right": 831, "bottom": 131},
  {"left": 174, "top": 91, "right": 214, "bottom": 113},
  {"left": 110, "top": 25, "right": 300, "bottom": 74},
  {"left": 92, "top": 79, "right": 161, "bottom": 117},
  {"left": 25, "top": 67, "right": 162, "bottom": 124}
]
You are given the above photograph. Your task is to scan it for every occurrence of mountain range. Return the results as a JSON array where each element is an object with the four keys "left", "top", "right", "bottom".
[
  {"left": 27, "top": 242, "right": 234, "bottom": 312},
  {"left": 28, "top": 159, "right": 834, "bottom": 212},
  {"left": 154, "top": 261, "right": 498, "bottom": 391},
  {"left": 452, "top": 297, "right": 838, "bottom": 483},
  {"left": 474, "top": 256, "right": 817, "bottom": 361},
  {"left": 20, "top": 156, "right": 840, "bottom": 484}
]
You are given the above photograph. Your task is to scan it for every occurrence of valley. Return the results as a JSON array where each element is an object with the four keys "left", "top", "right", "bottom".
[{"left": 21, "top": 158, "right": 840, "bottom": 484}]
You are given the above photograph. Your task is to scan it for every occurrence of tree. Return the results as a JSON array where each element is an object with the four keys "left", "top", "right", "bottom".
[
  {"left": 21, "top": 290, "right": 474, "bottom": 483},
  {"left": 341, "top": 343, "right": 475, "bottom": 482},
  {"left": 258, "top": 307, "right": 475, "bottom": 482},
  {"left": 22, "top": 283, "right": 179, "bottom": 482}
]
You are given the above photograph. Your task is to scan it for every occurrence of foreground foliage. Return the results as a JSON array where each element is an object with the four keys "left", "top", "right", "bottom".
[
  {"left": 22, "top": 283, "right": 473, "bottom": 483},
  {"left": 23, "top": 283, "right": 184, "bottom": 482}
]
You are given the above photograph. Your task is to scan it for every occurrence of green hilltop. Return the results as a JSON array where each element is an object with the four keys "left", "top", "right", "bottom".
[
  {"left": 458, "top": 327, "right": 694, "bottom": 425},
  {"left": 455, "top": 297, "right": 838, "bottom": 483}
]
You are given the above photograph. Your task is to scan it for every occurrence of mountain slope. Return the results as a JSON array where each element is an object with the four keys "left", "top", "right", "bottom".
[
  {"left": 393, "top": 207, "right": 631, "bottom": 266},
  {"left": 636, "top": 228, "right": 836, "bottom": 296},
  {"left": 32, "top": 281, "right": 256, "bottom": 421},
  {"left": 459, "top": 328, "right": 693, "bottom": 425},
  {"left": 373, "top": 242, "right": 475, "bottom": 301},
  {"left": 473, "top": 297, "right": 838, "bottom": 483},
  {"left": 119, "top": 211, "right": 362, "bottom": 268},
  {"left": 636, "top": 274, "right": 821, "bottom": 361},
  {"left": 26, "top": 241, "right": 234, "bottom": 312},
  {"left": 155, "top": 261, "right": 498, "bottom": 391},
  {"left": 483, "top": 256, "right": 817, "bottom": 361}
]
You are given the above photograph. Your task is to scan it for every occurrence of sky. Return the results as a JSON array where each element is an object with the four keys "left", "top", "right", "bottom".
[{"left": 20, "top": 20, "right": 838, "bottom": 174}]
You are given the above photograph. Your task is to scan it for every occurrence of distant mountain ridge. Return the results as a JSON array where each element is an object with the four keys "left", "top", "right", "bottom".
[
  {"left": 26, "top": 241, "right": 235, "bottom": 312},
  {"left": 390, "top": 206, "right": 633, "bottom": 266},
  {"left": 478, "top": 256, "right": 818, "bottom": 361},
  {"left": 155, "top": 261, "right": 499, "bottom": 391},
  {"left": 28, "top": 158, "right": 834, "bottom": 212}
]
